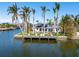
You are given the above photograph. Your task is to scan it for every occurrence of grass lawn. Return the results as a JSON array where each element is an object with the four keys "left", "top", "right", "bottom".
[{"left": 18, "top": 32, "right": 64, "bottom": 36}]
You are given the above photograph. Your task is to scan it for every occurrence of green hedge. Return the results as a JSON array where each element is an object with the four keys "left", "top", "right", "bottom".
[
  {"left": 53, "top": 32, "right": 64, "bottom": 36},
  {"left": 0, "top": 24, "right": 16, "bottom": 28}
]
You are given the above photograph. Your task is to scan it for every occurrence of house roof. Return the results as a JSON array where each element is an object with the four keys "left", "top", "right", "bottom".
[
  {"left": 35, "top": 23, "right": 43, "bottom": 27},
  {"left": 35, "top": 23, "right": 59, "bottom": 28}
]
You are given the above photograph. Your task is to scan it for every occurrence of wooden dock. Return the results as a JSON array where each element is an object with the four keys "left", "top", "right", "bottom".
[
  {"left": 14, "top": 34, "right": 67, "bottom": 41},
  {"left": 24, "top": 36, "right": 56, "bottom": 40}
]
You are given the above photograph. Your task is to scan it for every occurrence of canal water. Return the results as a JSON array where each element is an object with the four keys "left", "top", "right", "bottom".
[{"left": 0, "top": 29, "right": 79, "bottom": 57}]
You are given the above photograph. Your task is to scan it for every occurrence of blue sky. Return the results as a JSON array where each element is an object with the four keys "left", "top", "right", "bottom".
[{"left": 0, "top": 2, "right": 79, "bottom": 24}]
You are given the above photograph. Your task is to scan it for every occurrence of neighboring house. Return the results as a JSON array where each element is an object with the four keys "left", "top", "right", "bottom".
[{"left": 34, "top": 23, "right": 60, "bottom": 33}]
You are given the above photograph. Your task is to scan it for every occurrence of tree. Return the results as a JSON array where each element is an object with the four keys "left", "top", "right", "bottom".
[
  {"left": 60, "top": 14, "right": 76, "bottom": 37},
  {"left": 53, "top": 2, "right": 60, "bottom": 34},
  {"left": 20, "top": 12, "right": 26, "bottom": 32},
  {"left": 53, "top": 8, "right": 56, "bottom": 25},
  {"left": 74, "top": 14, "right": 79, "bottom": 25},
  {"left": 41, "top": 6, "right": 50, "bottom": 35},
  {"left": 7, "top": 3, "right": 19, "bottom": 24},
  {"left": 47, "top": 19, "right": 53, "bottom": 25},
  {"left": 32, "top": 8, "right": 35, "bottom": 34},
  {"left": 28, "top": 10, "right": 31, "bottom": 33},
  {"left": 20, "top": 6, "right": 31, "bottom": 33}
]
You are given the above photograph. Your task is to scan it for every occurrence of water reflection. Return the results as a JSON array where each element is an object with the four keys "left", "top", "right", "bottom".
[
  {"left": 0, "top": 29, "right": 79, "bottom": 57},
  {"left": 22, "top": 39, "right": 62, "bottom": 57},
  {"left": 58, "top": 40, "right": 77, "bottom": 57},
  {"left": 21, "top": 39, "right": 79, "bottom": 57},
  {"left": 73, "top": 40, "right": 79, "bottom": 56}
]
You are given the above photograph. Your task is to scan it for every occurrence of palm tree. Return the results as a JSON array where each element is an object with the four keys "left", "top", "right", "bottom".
[
  {"left": 55, "top": 2, "right": 60, "bottom": 20},
  {"left": 67, "top": 14, "right": 79, "bottom": 27},
  {"left": 41, "top": 6, "right": 50, "bottom": 35},
  {"left": 47, "top": 19, "right": 52, "bottom": 25},
  {"left": 60, "top": 14, "right": 76, "bottom": 37},
  {"left": 7, "top": 3, "right": 19, "bottom": 24},
  {"left": 74, "top": 14, "right": 79, "bottom": 25},
  {"left": 20, "top": 6, "right": 31, "bottom": 33},
  {"left": 32, "top": 8, "right": 35, "bottom": 34},
  {"left": 53, "top": 2, "right": 60, "bottom": 34},
  {"left": 53, "top": 8, "right": 56, "bottom": 33},
  {"left": 59, "top": 16, "right": 66, "bottom": 35},
  {"left": 28, "top": 10, "right": 31, "bottom": 33},
  {"left": 20, "top": 12, "right": 26, "bottom": 32}
]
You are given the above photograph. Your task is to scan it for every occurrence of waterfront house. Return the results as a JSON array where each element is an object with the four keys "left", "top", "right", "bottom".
[{"left": 34, "top": 23, "right": 60, "bottom": 33}]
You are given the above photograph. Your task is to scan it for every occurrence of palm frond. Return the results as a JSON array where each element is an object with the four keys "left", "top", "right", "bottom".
[
  {"left": 53, "top": 8, "right": 56, "bottom": 13},
  {"left": 32, "top": 8, "right": 35, "bottom": 15},
  {"left": 55, "top": 2, "right": 60, "bottom": 11}
]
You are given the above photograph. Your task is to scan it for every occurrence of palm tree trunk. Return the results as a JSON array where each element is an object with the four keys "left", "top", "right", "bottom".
[
  {"left": 56, "top": 11, "right": 58, "bottom": 34},
  {"left": 25, "top": 14, "right": 28, "bottom": 34},
  {"left": 12, "top": 15, "right": 14, "bottom": 24},
  {"left": 28, "top": 14, "right": 30, "bottom": 34},
  {"left": 33, "top": 14, "right": 35, "bottom": 34},
  {"left": 15, "top": 15, "right": 24, "bottom": 34},
  {"left": 44, "top": 13, "right": 45, "bottom": 35},
  {"left": 54, "top": 16, "right": 56, "bottom": 33},
  {"left": 23, "top": 18, "right": 26, "bottom": 32},
  {"left": 26, "top": 17, "right": 28, "bottom": 34},
  {"left": 23, "top": 22, "right": 25, "bottom": 32}
]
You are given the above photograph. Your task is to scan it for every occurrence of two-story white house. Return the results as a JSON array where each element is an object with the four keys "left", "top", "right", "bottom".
[{"left": 34, "top": 23, "right": 60, "bottom": 33}]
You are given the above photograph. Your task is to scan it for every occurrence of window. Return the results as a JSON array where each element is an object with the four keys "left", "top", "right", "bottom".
[
  {"left": 40, "top": 28, "right": 41, "bottom": 31},
  {"left": 45, "top": 29, "right": 47, "bottom": 31}
]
